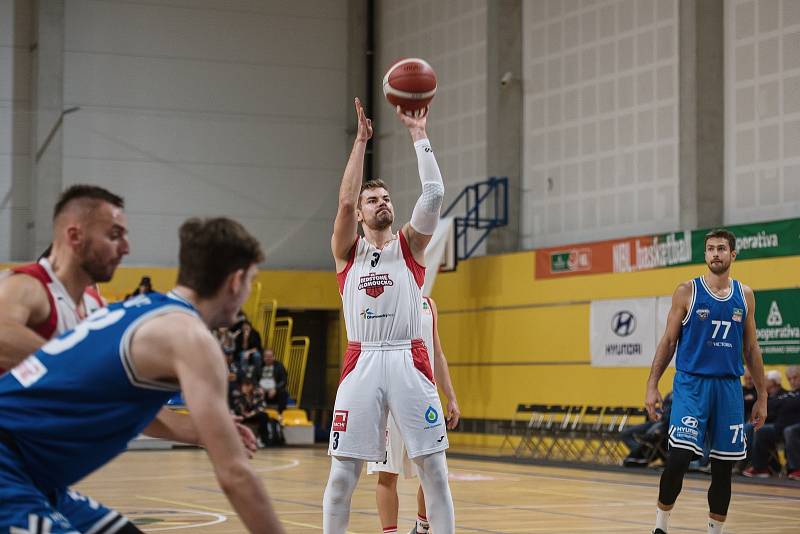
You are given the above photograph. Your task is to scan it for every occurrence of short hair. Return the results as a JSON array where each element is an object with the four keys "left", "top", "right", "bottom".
[
  {"left": 704, "top": 229, "right": 736, "bottom": 252},
  {"left": 176, "top": 217, "right": 264, "bottom": 298},
  {"left": 53, "top": 185, "right": 124, "bottom": 220},
  {"left": 358, "top": 179, "right": 390, "bottom": 208}
]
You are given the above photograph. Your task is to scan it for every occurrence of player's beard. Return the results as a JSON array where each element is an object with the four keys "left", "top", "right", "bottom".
[
  {"left": 366, "top": 209, "right": 393, "bottom": 231},
  {"left": 707, "top": 258, "right": 730, "bottom": 275},
  {"left": 80, "top": 239, "right": 117, "bottom": 283}
]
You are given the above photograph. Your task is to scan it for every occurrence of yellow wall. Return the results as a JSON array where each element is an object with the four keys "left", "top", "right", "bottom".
[
  {"left": 428, "top": 251, "right": 800, "bottom": 447},
  {"left": 5, "top": 251, "right": 796, "bottom": 447}
]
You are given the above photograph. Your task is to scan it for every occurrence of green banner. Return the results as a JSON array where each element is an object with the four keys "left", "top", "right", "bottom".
[
  {"left": 693, "top": 218, "right": 800, "bottom": 262},
  {"left": 754, "top": 288, "right": 800, "bottom": 364}
]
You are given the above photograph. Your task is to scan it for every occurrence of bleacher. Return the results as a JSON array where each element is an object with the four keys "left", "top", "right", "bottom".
[
  {"left": 499, "top": 403, "right": 651, "bottom": 465},
  {"left": 254, "top": 299, "right": 314, "bottom": 444}
]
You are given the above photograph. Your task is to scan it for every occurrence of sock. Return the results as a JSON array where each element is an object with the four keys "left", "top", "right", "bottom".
[
  {"left": 708, "top": 519, "right": 724, "bottom": 534},
  {"left": 655, "top": 508, "right": 671, "bottom": 532},
  {"left": 416, "top": 514, "right": 430, "bottom": 533},
  {"left": 383, "top": 527, "right": 397, "bottom": 534}
]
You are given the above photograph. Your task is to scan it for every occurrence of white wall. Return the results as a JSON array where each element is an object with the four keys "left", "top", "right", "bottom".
[
  {"left": 62, "top": 0, "right": 349, "bottom": 268},
  {"left": 0, "top": 0, "right": 32, "bottom": 261},
  {"left": 522, "top": 0, "right": 680, "bottom": 248},
  {"left": 375, "top": 0, "right": 487, "bottom": 227},
  {"left": 724, "top": 0, "right": 800, "bottom": 224}
]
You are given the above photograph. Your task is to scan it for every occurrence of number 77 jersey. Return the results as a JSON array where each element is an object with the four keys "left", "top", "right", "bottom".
[{"left": 676, "top": 276, "right": 747, "bottom": 377}]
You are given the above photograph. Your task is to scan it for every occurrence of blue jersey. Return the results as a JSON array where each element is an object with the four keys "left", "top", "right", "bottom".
[
  {"left": 0, "top": 292, "right": 197, "bottom": 493},
  {"left": 676, "top": 276, "right": 747, "bottom": 377}
]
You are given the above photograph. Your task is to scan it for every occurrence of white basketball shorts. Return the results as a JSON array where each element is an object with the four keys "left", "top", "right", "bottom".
[{"left": 328, "top": 339, "right": 449, "bottom": 461}]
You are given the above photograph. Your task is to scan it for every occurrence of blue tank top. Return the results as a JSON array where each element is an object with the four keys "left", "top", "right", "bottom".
[
  {"left": 0, "top": 292, "right": 197, "bottom": 492},
  {"left": 676, "top": 276, "right": 747, "bottom": 377}
]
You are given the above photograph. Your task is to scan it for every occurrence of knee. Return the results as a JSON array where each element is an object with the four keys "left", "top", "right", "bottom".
[{"left": 664, "top": 447, "right": 693, "bottom": 477}]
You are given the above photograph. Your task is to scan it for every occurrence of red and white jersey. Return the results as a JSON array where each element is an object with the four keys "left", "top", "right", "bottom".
[
  {"left": 4, "top": 258, "right": 104, "bottom": 340},
  {"left": 337, "top": 232, "right": 426, "bottom": 343},
  {"left": 421, "top": 297, "right": 435, "bottom": 369}
]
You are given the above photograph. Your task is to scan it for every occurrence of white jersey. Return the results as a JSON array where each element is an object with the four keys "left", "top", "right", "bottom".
[
  {"left": 338, "top": 232, "right": 425, "bottom": 343},
  {"left": 1, "top": 258, "right": 103, "bottom": 340}
]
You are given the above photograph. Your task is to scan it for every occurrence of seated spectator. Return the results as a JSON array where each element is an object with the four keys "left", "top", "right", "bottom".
[
  {"left": 231, "top": 376, "right": 281, "bottom": 447},
  {"left": 125, "top": 275, "right": 154, "bottom": 299},
  {"left": 235, "top": 321, "right": 263, "bottom": 379},
  {"left": 259, "top": 349, "right": 289, "bottom": 413},
  {"left": 623, "top": 392, "right": 672, "bottom": 467},
  {"left": 215, "top": 326, "right": 236, "bottom": 356},
  {"left": 743, "top": 366, "right": 800, "bottom": 478},
  {"left": 766, "top": 369, "right": 786, "bottom": 397},
  {"left": 742, "top": 368, "right": 758, "bottom": 416}
]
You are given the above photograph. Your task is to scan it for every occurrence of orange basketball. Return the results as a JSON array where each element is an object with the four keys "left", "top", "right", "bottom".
[{"left": 382, "top": 58, "right": 437, "bottom": 113}]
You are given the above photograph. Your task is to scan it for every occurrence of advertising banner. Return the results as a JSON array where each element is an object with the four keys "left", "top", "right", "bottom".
[
  {"left": 590, "top": 298, "right": 657, "bottom": 367},
  {"left": 535, "top": 218, "right": 800, "bottom": 279},
  {"left": 754, "top": 289, "right": 800, "bottom": 364}
]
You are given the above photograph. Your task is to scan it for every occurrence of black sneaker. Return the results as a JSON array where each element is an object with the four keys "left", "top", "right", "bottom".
[{"left": 652, "top": 529, "right": 667, "bottom": 534}]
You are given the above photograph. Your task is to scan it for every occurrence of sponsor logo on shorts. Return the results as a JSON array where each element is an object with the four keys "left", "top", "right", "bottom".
[
  {"left": 358, "top": 273, "right": 394, "bottom": 298},
  {"left": 681, "top": 416, "right": 698, "bottom": 428},
  {"left": 360, "top": 308, "right": 395, "bottom": 320},
  {"left": 696, "top": 308, "right": 710, "bottom": 320},
  {"left": 425, "top": 406, "right": 439, "bottom": 424},
  {"left": 333, "top": 410, "right": 349, "bottom": 432},
  {"left": 437, "top": 435, "right": 446, "bottom": 443}
]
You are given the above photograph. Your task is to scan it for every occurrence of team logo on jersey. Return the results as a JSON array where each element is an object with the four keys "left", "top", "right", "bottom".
[
  {"left": 696, "top": 308, "right": 710, "bottom": 320},
  {"left": 425, "top": 406, "right": 439, "bottom": 424},
  {"left": 333, "top": 410, "right": 349, "bottom": 432},
  {"left": 358, "top": 273, "right": 394, "bottom": 298},
  {"left": 732, "top": 308, "right": 743, "bottom": 322}
]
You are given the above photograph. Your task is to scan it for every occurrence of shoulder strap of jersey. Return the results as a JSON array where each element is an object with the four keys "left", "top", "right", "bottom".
[
  {"left": 337, "top": 236, "right": 360, "bottom": 294},
  {"left": 9, "top": 263, "right": 57, "bottom": 339}
]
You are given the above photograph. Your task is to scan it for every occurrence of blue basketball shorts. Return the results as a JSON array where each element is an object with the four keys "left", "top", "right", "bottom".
[
  {"left": 668, "top": 370, "right": 746, "bottom": 461},
  {"left": 0, "top": 437, "right": 130, "bottom": 533}
]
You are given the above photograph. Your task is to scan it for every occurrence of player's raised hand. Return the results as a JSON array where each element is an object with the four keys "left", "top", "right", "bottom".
[
  {"left": 645, "top": 385, "right": 663, "bottom": 421},
  {"left": 354, "top": 97, "right": 373, "bottom": 142},
  {"left": 750, "top": 398, "right": 767, "bottom": 431},
  {"left": 395, "top": 105, "right": 428, "bottom": 130}
]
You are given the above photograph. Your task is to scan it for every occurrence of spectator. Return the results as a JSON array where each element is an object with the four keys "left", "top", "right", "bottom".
[
  {"left": 231, "top": 376, "right": 279, "bottom": 447},
  {"left": 766, "top": 369, "right": 786, "bottom": 397},
  {"left": 623, "top": 392, "right": 672, "bottom": 467},
  {"left": 742, "top": 368, "right": 758, "bottom": 417},
  {"left": 235, "top": 321, "right": 263, "bottom": 379},
  {"left": 125, "top": 275, "right": 153, "bottom": 299},
  {"left": 259, "top": 348, "right": 289, "bottom": 413},
  {"left": 743, "top": 366, "right": 800, "bottom": 478}
]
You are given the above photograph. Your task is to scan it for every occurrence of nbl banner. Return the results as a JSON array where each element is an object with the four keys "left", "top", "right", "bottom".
[{"left": 536, "top": 217, "right": 800, "bottom": 279}]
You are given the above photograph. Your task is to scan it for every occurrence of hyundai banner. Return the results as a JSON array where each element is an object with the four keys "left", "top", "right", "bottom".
[{"left": 590, "top": 298, "right": 657, "bottom": 367}]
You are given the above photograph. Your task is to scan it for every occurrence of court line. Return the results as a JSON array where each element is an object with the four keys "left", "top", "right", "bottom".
[
  {"left": 137, "top": 495, "right": 362, "bottom": 534},
  {"left": 445, "top": 460, "right": 800, "bottom": 502}
]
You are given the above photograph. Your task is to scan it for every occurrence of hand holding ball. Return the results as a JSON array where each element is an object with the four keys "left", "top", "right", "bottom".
[{"left": 382, "top": 58, "right": 437, "bottom": 115}]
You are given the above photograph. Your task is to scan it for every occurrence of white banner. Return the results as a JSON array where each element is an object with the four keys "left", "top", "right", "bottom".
[{"left": 590, "top": 298, "right": 657, "bottom": 367}]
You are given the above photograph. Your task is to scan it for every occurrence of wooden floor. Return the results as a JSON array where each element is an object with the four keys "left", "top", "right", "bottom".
[{"left": 76, "top": 447, "right": 800, "bottom": 533}]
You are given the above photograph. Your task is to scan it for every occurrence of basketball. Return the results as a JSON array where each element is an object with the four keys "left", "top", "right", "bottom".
[{"left": 382, "top": 58, "right": 437, "bottom": 113}]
